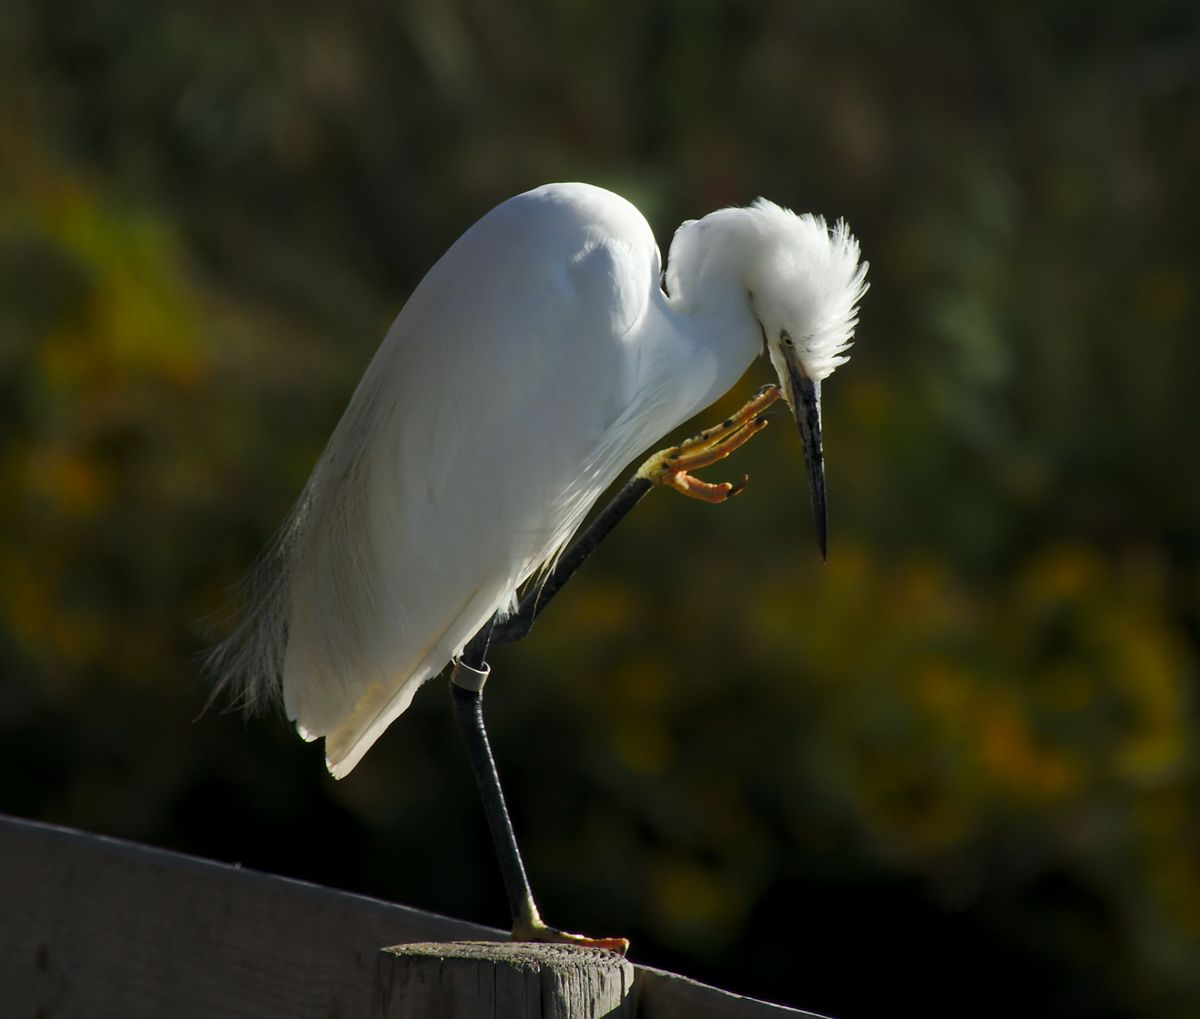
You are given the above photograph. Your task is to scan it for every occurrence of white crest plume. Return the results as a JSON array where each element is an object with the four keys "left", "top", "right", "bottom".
[{"left": 740, "top": 199, "right": 868, "bottom": 382}]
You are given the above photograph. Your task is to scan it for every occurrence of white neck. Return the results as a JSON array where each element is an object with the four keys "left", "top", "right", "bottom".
[{"left": 659, "top": 211, "right": 764, "bottom": 418}]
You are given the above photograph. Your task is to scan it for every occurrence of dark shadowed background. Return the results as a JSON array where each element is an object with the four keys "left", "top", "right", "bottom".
[{"left": 2, "top": 2, "right": 1198, "bottom": 1016}]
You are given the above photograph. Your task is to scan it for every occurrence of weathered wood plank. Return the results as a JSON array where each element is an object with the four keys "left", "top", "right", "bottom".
[
  {"left": 634, "top": 966, "right": 831, "bottom": 1019},
  {"left": 0, "top": 813, "right": 830, "bottom": 1018},
  {"left": 373, "top": 942, "right": 635, "bottom": 1018},
  {"left": 0, "top": 813, "right": 501, "bottom": 1018}
]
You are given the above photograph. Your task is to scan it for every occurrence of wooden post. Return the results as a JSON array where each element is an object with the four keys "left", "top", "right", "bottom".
[
  {"left": 372, "top": 941, "right": 635, "bottom": 1018},
  {"left": 2, "top": 815, "right": 829, "bottom": 1018}
]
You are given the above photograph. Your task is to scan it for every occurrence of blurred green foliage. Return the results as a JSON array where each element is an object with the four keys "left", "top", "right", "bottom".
[{"left": 1, "top": 2, "right": 1198, "bottom": 1016}]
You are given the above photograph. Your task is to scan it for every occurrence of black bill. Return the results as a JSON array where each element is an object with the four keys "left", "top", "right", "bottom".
[{"left": 785, "top": 358, "right": 828, "bottom": 562}]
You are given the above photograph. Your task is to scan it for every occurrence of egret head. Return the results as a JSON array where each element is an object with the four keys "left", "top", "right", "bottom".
[{"left": 743, "top": 201, "right": 869, "bottom": 560}]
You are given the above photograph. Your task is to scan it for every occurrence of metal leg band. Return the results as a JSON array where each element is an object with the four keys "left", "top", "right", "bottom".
[{"left": 451, "top": 657, "right": 491, "bottom": 692}]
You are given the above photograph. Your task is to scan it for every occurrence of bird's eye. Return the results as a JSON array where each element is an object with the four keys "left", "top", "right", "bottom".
[{"left": 780, "top": 330, "right": 794, "bottom": 347}]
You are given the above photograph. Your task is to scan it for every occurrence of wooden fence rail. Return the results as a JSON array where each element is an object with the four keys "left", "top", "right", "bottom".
[{"left": 0, "top": 814, "right": 828, "bottom": 1018}]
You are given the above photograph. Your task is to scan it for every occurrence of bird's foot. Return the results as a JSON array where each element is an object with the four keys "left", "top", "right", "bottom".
[
  {"left": 511, "top": 917, "right": 630, "bottom": 955},
  {"left": 636, "top": 384, "right": 781, "bottom": 503}
]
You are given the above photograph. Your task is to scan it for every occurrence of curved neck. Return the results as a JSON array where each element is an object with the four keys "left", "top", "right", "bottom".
[{"left": 660, "top": 213, "right": 764, "bottom": 416}]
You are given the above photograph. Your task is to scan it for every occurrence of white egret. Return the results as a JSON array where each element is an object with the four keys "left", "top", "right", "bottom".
[{"left": 212, "top": 182, "right": 867, "bottom": 951}]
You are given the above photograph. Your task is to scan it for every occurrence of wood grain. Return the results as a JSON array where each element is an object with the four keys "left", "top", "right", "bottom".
[
  {"left": 373, "top": 942, "right": 634, "bottom": 1018},
  {"left": 0, "top": 813, "right": 829, "bottom": 1018},
  {"left": 0, "top": 814, "right": 499, "bottom": 1018}
]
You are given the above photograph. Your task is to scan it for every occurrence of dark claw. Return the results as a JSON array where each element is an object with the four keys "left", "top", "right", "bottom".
[{"left": 728, "top": 474, "right": 750, "bottom": 497}]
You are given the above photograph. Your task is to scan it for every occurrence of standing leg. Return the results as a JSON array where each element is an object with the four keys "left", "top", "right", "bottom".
[
  {"left": 449, "top": 384, "right": 782, "bottom": 952},
  {"left": 449, "top": 656, "right": 628, "bottom": 952}
]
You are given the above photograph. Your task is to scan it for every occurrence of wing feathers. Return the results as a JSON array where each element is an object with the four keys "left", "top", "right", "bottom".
[{"left": 210, "top": 184, "right": 666, "bottom": 776}]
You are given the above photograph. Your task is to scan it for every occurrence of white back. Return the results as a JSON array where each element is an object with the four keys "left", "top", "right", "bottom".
[{"left": 213, "top": 184, "right": 676, "bottom": 776}]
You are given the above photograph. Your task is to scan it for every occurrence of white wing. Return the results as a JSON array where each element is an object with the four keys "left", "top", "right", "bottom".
[{"left": 213, "top": 183, "right": 667, "bottom": 777}]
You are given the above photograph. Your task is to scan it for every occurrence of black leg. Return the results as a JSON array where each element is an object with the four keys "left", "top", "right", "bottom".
[
  {"left": 492, "top": 476, "right": 653, "bottom": 645},
  {"left": 460, "top": 613, "right": 495, "bottom": 668},
  {"left": 449, "top": 672, "right": 542, "bottom": 935},
  {"left": 448, "top": 475, "right": 653, "bottom": 950},
  {"left": 449, "top": 660, "right": 627, "bottom": 950}
]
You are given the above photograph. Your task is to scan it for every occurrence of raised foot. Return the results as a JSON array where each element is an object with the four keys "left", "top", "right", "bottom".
[
  {"left": 511, "top": 919, "right": 630, "bottom": 956},
  {"left": 636, "top": 383, "right": 782, "bottom": 504}
]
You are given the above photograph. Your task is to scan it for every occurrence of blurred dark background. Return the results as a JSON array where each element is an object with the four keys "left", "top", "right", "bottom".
[{"left": 2, "top": 2, "right": 1198, "bottom": 1016}]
